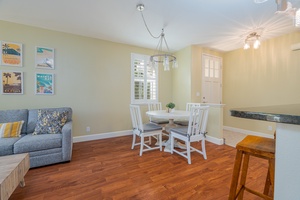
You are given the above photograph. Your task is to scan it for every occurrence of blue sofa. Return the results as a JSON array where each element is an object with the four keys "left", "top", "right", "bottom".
[{"left": 0, "top": 107, "right": 73, "bottom": 168}]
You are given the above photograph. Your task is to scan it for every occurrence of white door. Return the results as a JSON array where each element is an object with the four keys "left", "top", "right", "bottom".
[{"left": 202, "top": 54, "right": 222, "bottom": 104}]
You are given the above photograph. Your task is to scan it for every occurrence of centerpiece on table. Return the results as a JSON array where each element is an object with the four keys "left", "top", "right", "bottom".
[{"left": 166, "top": 102, "right": 175, "bottom": 113}]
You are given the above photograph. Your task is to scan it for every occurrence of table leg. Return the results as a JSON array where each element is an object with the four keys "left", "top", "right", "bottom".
[{"left": 154, "top": 118, "right": 187, "bottom": 152}]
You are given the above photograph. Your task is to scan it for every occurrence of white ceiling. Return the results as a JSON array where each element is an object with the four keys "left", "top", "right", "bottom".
[{"left": 0, "top": 0, "right": 299, "bottom": 52}]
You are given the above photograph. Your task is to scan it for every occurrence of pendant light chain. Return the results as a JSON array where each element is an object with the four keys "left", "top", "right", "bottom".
[{"left": 139, "top": 11, "right": 161, "bottom": 39}]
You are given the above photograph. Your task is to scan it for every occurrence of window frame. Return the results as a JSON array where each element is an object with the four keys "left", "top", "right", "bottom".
[{"left": 131, "top": 53, "right": 158, "bottom": 105}]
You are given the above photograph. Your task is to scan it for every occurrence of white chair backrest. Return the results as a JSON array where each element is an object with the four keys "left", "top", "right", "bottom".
[
  {"left": 186, "top": 103, "right": 201, "bottom": 111},
  {"left": 130, "top": 105, "right": 144, "bottom": 132},
  {"left": 148, "top": 102, "right": 162, "bottom": 111},
  {"left": 148, "top": 102, "right": 163, "bottom": 122},
  {"left": 187, "top": 106, "right": 209, "bottom": 137}
]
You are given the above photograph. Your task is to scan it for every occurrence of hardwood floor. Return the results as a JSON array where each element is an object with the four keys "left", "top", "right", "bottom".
[{"left": 10, "top": 136, "right": 269, "bottom": 200}]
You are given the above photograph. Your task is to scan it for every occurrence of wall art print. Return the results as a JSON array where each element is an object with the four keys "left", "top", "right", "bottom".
[
  {"left": 35, "top": 73, "right": 54, "bottom": 95},
  {"left": 1, "top": 70, "right": 23, "bottom": 94},
  {"left": 35, "top": 46, "right": 54, "bottom": 69},
  {"left": 1, "top": 41, "right": 23, "bottom": 67}
]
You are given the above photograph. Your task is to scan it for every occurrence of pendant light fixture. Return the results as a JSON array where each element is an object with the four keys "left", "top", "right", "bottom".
[{"left": 136, "top": 4, "right": 177, "bottom": 71}]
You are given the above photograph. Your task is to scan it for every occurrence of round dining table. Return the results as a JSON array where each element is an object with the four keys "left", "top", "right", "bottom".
[
  {"left": 146, "top": 110, "right": 190, "bottom": 152},
  {"left": 146, "top": 110, "right": 190, "bottom": 125}
]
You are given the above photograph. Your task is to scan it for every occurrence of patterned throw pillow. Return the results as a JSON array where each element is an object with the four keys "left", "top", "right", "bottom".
[
  {"left": 33, "top": 110, "right": 68, "bottom": 135},
  {"left": 0, "top": 121, "right": 24, "bottom": 138}
]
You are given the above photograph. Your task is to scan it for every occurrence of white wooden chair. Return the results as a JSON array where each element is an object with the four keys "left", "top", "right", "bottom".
[
  {"left": 130, "top": 105, "right": 163, "bottom": 156},
  {"left": 174, "top": 103, "right": 201, "bottom": 126},
  {"left": 170, "top": 106, "right": 209, "bottom": 164},
  {"left": 147, "top": 102, "right": 169, "bottom": 125}
]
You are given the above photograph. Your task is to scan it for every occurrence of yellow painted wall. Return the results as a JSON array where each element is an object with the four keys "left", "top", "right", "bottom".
[
  {"left": 172, "top": 46, "right": 192, "bottom": 110},
  {"left": 191, "top": 46, "right": 202, "bottom": 103},
  {"left": 0, "top": 20, "right": 172, "bottom": 136},
  {"left": 205, "top": 105, "right": 224, "bottom": 139},
  {"left": 223, "top": 31, "right": 300, "bottom": 134}
]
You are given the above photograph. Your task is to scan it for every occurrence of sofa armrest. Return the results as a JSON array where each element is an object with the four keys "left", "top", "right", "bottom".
[{"left": 62, "top": 120, "right": 73, "bottom": 161}]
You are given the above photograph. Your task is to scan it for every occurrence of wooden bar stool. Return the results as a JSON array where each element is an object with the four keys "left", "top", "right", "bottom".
[{"left": 228, "top": 135, "right": 275, "bottom": 200}]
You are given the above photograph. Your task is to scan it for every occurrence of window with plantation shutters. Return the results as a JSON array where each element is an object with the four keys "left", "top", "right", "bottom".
[{"left": 131, "top": 53, "right": 158, "bottom": 104}]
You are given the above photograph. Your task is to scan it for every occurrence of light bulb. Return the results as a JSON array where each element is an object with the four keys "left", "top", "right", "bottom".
[
  {"left": 173, "top": 60, "right": 178, "bottom": 68},
  {"left": 295, "top": 9, "right": 300, "bottom": 27},
  {"left": 165, "top": 56, "right": 169, "bottom": 65},
  {"left": 163, "top": 56, "right": 170, "bottom": 71},
  {"left": 244, "top": 43, "right": 250, "bottom": 50},
  {"left": 253, "top": 39, "right": 260, "bottom": 49}
]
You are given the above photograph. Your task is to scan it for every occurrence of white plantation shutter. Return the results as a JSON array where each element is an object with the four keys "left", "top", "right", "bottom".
[{"left": 131, "top": 53, "right": 158, "bottom": 104}]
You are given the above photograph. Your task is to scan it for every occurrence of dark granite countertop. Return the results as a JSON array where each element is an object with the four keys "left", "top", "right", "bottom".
[{"left": 230, "top": 104, "right": 300, "bottom": 125}]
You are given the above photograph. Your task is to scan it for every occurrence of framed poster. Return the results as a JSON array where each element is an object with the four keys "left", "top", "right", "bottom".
[
  {"left": 1, "top": 41, "right": 23, "bottom": 67},
  {"left": 35, "top": 73, "right": 54, "bottom": 95},
  {"left": 35, "top": 46, "right": 54, "bottom": 69},
  {"left": 1, "top": 71, "right": 23, "bottom": 94}
]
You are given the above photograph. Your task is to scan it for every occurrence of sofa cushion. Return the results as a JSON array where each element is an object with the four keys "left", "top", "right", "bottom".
[
  {"left": 0, "top": 109, "right": 28, "bottom": 134},
  {"left": 33, "top": 109, "right": 68, "bottom": 135},
  {"left": 0, "top": 121, "right": 24, "bottom": 138},
  {"left": 0, "top": 137, "right": 22, "bottom": 156},
  {"left": 14, "top": 134, "right": 62, "bottom": 154},
  {"left": 27, "top": 107, "right": 72, "bottom": 134}
]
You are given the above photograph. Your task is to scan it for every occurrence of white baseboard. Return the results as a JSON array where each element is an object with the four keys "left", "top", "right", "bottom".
[
  {"left": 206, "top": 135, "right": 224, "bottom": 145},
  {"left": 73, "top": 130, "right": 224, "bottom": 145},
  {"left": 223, "top": 126, "right": 274, "bottom": 139},
  {"left": 73, "top": 130, "right": 132, "bottom": 143}
]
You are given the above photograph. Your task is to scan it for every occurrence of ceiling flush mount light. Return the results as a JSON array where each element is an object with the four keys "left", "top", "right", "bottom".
[
  {"left": 244, "top": 32, "right": 261, "bottom": 50},
  {"left": 136, "top": 4, "right": 177, "bottom": 71}
]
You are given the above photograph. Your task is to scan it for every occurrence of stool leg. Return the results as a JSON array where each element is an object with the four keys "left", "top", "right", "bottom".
[
  {"left": 228, "top": 150, "right": 243, "bottom": 200},
  {"left": 238, "top": 154, "right": 250, "bottom": 200},
  {"left": 264, "top": 168, "right": 271, "bottom": 196},
  {"left": 264, "top": 158, "right": 275, "bottom": 198},
  {"left": 269, "top": 158, "right": 275, "bottom": 198}
]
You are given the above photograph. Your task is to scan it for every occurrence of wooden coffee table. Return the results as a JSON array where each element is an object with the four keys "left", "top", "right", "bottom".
[{"left": 0, "top": 153, "right": 30, "bottom": 200}]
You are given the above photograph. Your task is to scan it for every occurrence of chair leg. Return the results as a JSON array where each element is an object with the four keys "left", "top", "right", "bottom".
[
  {"left": 228, "top": 150, "right": 243, "bottom": 200},
  {"left": 186, "top": 141, "right": 191, "bottom": 164},
  {"left": 149, "top": 136, "right": 151, "bottom": 145},
  {"left": 170, "top": 134, "right": 174, "bottom": 154},
  {"left": 131, "top": 134, "right": 136, "bottom": 149},
  {"left": 159, "top": 133, "right": 162, "bottom": 151},
  {"left": 140, "top": 135, "right": 144, "bottom": 156},
  {"left": 201, "top": 139, "right": 207, "bottom": 159}
]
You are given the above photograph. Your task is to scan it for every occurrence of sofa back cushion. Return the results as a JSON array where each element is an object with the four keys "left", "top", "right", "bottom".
[
  {"left": 0, "top": 109, "right": 28, "bottom": 134},
  {"left": 27, "top": 107, "right": 72, "bottom": 134}
]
